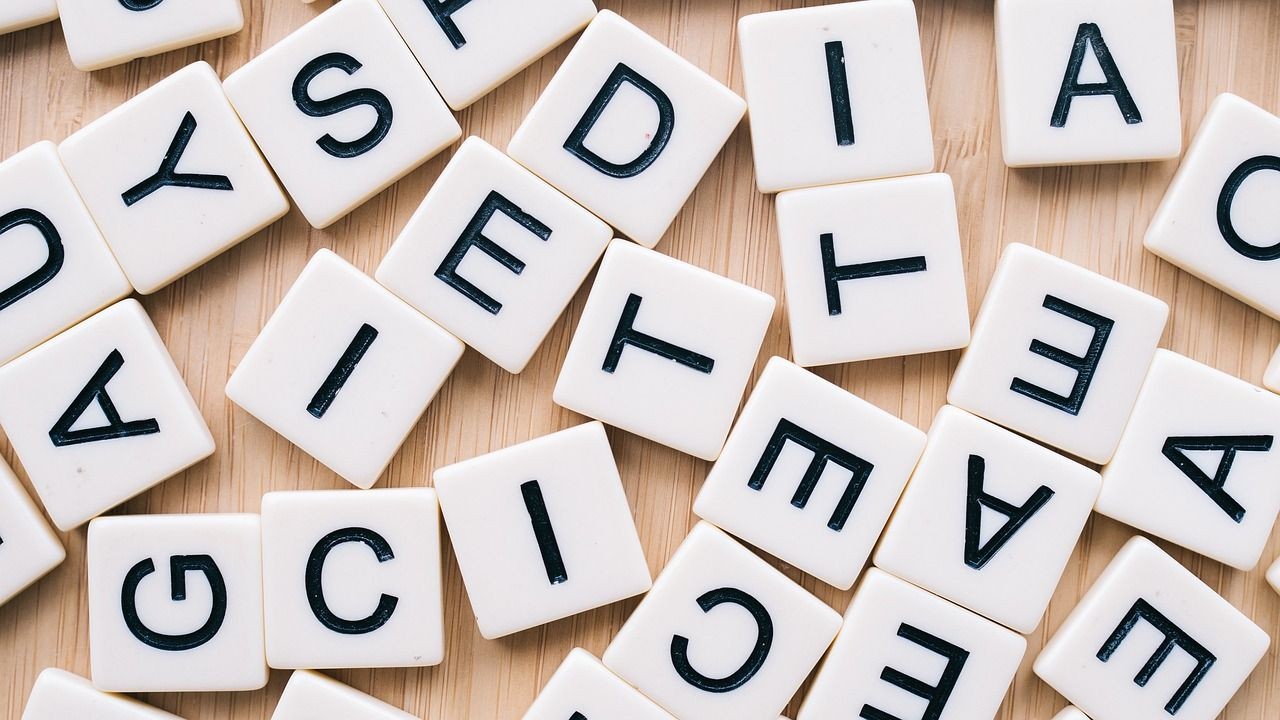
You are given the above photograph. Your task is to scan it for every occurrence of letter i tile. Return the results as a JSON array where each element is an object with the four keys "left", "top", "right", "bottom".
[{"left": 1034, "top": 537, "right": 1269, "bottom": 720}]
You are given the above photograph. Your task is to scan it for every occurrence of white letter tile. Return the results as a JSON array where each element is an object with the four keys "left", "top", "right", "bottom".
[
  {"left": 1266, "top": 343, "right": 1280, "bottom": 394},
  {"left": 55, "top": 0, "right": 242, "bottom": 71},
  {"left": 1053, "top": 707, "right": 1091, "bottom": 720},
  {"left": 1267, "top": 555, "right": 1280, "bottom": 596},
  {"left": 22, "top": 668, "right": 181, "bottom": 720},
  {"left": 271, "top": 670, "right": 416, "bottom": 720},
  {"left": 522, "top": 648, "right": 675, "bottom": 720},
  {"left": 0, "top": 457, "right": 65, "bottom": 608},
  {"left": 0, "top": 0, "right": 56, "bottom": 35}
]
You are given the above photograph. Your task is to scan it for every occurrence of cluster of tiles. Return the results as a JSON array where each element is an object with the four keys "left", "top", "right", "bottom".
[{"left": 1, "top": 0, "right": 1280, "bottom": 719}]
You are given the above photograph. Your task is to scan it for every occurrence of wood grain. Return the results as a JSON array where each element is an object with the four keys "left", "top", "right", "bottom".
[{"left": 2, "top": 0, "right": 1279, "bottom": 717}]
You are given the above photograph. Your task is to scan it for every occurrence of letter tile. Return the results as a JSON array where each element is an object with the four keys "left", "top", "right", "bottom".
[
  {"left": 873, "top": 405, "right": 1101, "bottom": 633},
  {"left": 261, "top": 488, "right": 443, "bottom": 669},
  {"left": 59, "top": 61, "right": 288, "bottom": 295},
  {"left": 0, "top": 299, "right": 214, "bottom": 531},
  {"left": 737, "top": 0, "right": 935, "bottom": 193},
  {"left": 0, "top": 141, "right": 131, "bottom": 365},
  {"left": 1266, "top": 343, "right": 1280, "bottom": 394},
  {"left": 522, "top": 648, "right": 675, "bottom": 720},
  {"left": 1034, "top": 536, "right": 1270, "bottom": 720},
  {"left": 0, "top": 0, "right": 56, "bottom": 36},
  {"left": 552, "top": 240, "right": 775, "bottom": 460},
  {"left": 995, "top": 0, "right": 1181, "bottom": 166},
  {"left": 1053, "top": 708, "right": 1091, "bottom": 720},
  {"left": 1146, "top": 94, "right": 1280, "bottom": 321},
  {"left": 55, "top": 0, "right": 242, "bottom": 71},
  {"left": 775, "top": 173, "right": 970, "bottom": 366},
  {"left": 271, "top": 670, "right": 416, "bottom": 720},
  {"left": 223, "top": 0, "right": 460, "bottom": 229},
  {"left": 507, "top": 10, "right": 745, "bottom": 248},
  {"left": 1096, "top": 350, "right": 1280, "bottom": 571},
  {"left": 693, "top": 357, "right": 927, "bottom": 590},
  {"left": 602, "top": 522, "right": 842, "bottom": 720},
  {"left": 376, "top": 0, "right": 596, "bottom": 110},
  {"left": 947, "top": 243, "right": 1168, "bottom": 464},
  {"left": 0, "top": 457, "right": 65, "bottom": 607},
  {"left": 434, "top": 422, "right": 650, "bottom": 639},
  {"left": 22, "top": 668, "right": 182, "bottom": 719},
  {"left": 376, "top": 136, "right": 611, "bottom": 373},
  {"left": 798, "top": 569, "right": 1026, "bottom": 720},
  {"left": 1267, "top": 555, "right": 1280, "bottom": 596},
  {"left": 87, "top": 514, "right": 267, "bottom": 692},
  {"left": 226, "top": 250, "right": 463, "bottom": 489}
]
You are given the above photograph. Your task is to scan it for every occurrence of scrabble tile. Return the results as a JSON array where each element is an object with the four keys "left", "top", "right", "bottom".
[
  {"left": 522, "top": 648, "right": 676, "bottom": 720},
  {"left": 507, "top": 10, "right": 745, "bottom": 248},
  {"left": 1145, "top": 94, "right": 1280, "bottom": 321},
  {"left": 0, "top": 141, "right": 131, "bottom": 365},
  {"left": 59, "top": 61, "right": 288, "bottom": 295},
  {"left": 87, "top": 514, "right": 267, "bottom": 693},
  {"left": 995, "top": 0, "right": 1181, "bottom": 166},
  {"left": 261, "top": 488, "right": 443, "bottom": 669},
  {"left": 873, "top": 405, "right": 1101, "bottom": 633},
  {"left": 0, "top": 0, "right": 56, "bottom": 35},
  {"left": 948, "top": 243, "right": 1168, "bottom": 464},
  {"left": 1095, "top": 350, "right": 1280, "bottom": 571},
  {"left": 376, "top": 136, "right": 611, "bottom": 374},
  {"left": 737, "top": 0, "right": 934, "bottom": 194},
  {"left": 553, "top": 240, "right": 774, "bottom": 460},
  {"left": 22, "top": 668, "right": 182, "bottom": 720},
  {"left": 1034, "top": 536, "right": 1270, "bottom": 720},
  {"left": 0, "top": 299, "right": 214, "bottom": 531},
  {"left": 1268, "top": 555, "right": 1280, "bottom": 596},
  {"left": 798, "top": 569, "right": 1026, "bottom": 720},
  {"left": 434, "top": 422, "right": 650, "bottom": 639},
  {"left": 602, "top": 522, "right": 841, "bottom": 720},
  {"left": 774, "top": 174, "right": 970, "bottom": 366},
  {"left": 376, "top": 0, "right": 596, "bottom": 110},
  {"left": 223, "top": 0, "right": 460, "bottom": 229},
  {"left": 1266, "top": 344, "right": 1280, "bottom": 394},
  {"left": 1053, "top": 708, "right": 1091, "bottom": 720},
  {"left": 271, "top": 670, "right": 415, "bottom": 720},
  {"left": 227, "top": 250, "right": 463, "bottom": 489},
  {"left": 693, "top": 357, "right": 926, "bottom": 590},
  {"left": 55, "top": 0, "right": 242, "bottom": 72},
  {"left": 0, "top": 457, "right": 64, "bottom": 607}
]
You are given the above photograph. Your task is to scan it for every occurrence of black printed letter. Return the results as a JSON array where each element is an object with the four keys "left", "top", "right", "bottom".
[
  {"left": 306, "top": 527, "right": 399, "bottom": 635},
  {"left": 564, "top": 63, "right": 674, "bottom": 179},
  {"left": 964, "top": 454, "right": 1055, "bottom": 569},
  {"left": 521, "top": 480, "right": 568, "bottom": 585},
  {"left": 119, "top": 0, "right": 164, "bottom": 10},
  {"left": 0, "top": 208, "right": 64, "bottom": 313},
  {"left": 1162, "top": 435, "right": 1273, "bottom": 523},
  {"left": 1217, "top": 156, "right": 1280, "bottom": 261},
  {"left": 121, "top": 112, "right": 234, "bottom": 207},
  {"left": 860, "top": 624, "right": 969, "bottom": 720},
  {"left": 49, "top": 350, "right": 160, "bottom": 447},
  {"left": 309, "top": 324, "right": 379, "bottom": 419},
  {"left": 825, "top": 41, "right": 855, "bottom": 147},
  {"left": 748, "top": 418, "right": 874, "bottom": 532},
  {"left": 420, "top": 0, "right": 476, "bottom": 49},
  {"left": 1097, "top": 599, "right": 1215, "bottom": 715},
  {"left": 602, "top": 294, "right": 714, "bottom": 375},
  {"left": 435, "top": 191, "right": 552, "bottom": 314},
  {"left": 821, "top": 233, "right": 927, "bottom": 316},
  {"left": 1051, "top": 23, "right": 1142, "bottom": 128},
  {"left": 293, "top": 53, "right": 394, "bottom": 159},
  {"left": 121, "top": 555, "right": 227, "bottom": 651},
  {"left": 1010, "top": 294, "right": 1114, "bottom": 416},
  {"left": 671, "top": 587, "right": 773, "bottom": 693}
]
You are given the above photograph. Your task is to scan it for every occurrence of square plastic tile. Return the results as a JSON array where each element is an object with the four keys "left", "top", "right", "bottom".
[
  {"left": 775, "top": 173, "right": 970, "bottom": 366},
  {"left": 693, "top": 357, "right": 927, "bottom": 590},
  {"left": 873, "top": 405, "right": 1101, "bottom": 633},
  {"left": 1034, "top": 536, "right": 1270, "bottom": 720},
  {"left": 0, "top": 299, "right": 214, "bottom": 531},
  {"left": 602, "top": 522, "right": 842, "bottom": 720},
  {"left": 0, "top": 0, "right": 56, "bottom": 36},
  {"left": 376, "top": 0, "right": 595, "bottom": 110},
  {"left": 434, "top": 421, "right": 650, "bottom": 639},
  {"left": 226, "top": 250, "right": 463, "bottom": 489},
  {"left": 995, "top": 0, "right": 1181, "bottom": 166},
  {"left": 223, "top": 0, "right": 460, "bottom": 229},
  {"left": 21, "top": 668, "right": 181, "bottom": 720},
  {"left": 271, "top": 670, "right": 415, "bottom": 720},
  {"left": 522, "top": 648, "right": 675, "bottom": 720},
  {"left": 1268, "top": 555, "right": 1280, "bottom": 596},
  {"left": 1145, "top": 93, "right": 1280, "bottom": 321},
  {"left": 0, "top": 457, "right": 65, "bottom": 608},
  {"left": 55, "top": 0, "right": 242, "bottom": 71},
  {"left": 87, "top": 513, "right": 267, "bottom": 693},
  {"left": 1096, "top": 350, "right": 1280, "bottom": 571},
  {"left": 553, "top": 240, "right": 775, "bottom": 460},
  {"left": 0, "top": 141, "right": 131, "bottom": 365},
  {"left": 376, "top": 136, "right": 611, "bottom": 374},
  {"left": 797, "top": 569, "right": 1027, "bottom": 720},
  {"left": 737, "top": 0, "right": 934, "bottom": 193},
  {"left": 261, "top": 488, "right": 443, "bottom": 669},
  {"left": 59, "top": 61, "right": 288, "bottom": 294},
  {"left": 948, "top": 243, "right": 1168, "bottom": 464},
  {"left": 507, "top": 10, "right": 745, "bottom": 248},
  {"left": 1053, "top": 707, "right": 1091, "bottom": 720},
  {"left": 1266, "top": 343, "right": 1280, "bottom": 394}
]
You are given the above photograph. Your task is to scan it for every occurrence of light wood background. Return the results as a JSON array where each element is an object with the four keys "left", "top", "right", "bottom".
[{"left": 2, "top": 0, "right": 1279, "bottom": 717}]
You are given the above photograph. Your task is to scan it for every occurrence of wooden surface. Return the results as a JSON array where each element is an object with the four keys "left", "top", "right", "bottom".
[{"left": 2, "top": 0, "right": 1279, "bottom": 717}]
